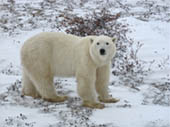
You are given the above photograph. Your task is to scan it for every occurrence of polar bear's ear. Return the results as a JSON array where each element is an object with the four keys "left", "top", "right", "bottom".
[
  {"left": 90, "top": 38, "right": 94, "bottom": 44},
  {"left": 112, "top": 37, "right": 117, "bottom": 43}
]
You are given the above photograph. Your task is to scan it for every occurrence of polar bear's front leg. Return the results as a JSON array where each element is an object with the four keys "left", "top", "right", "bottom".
[
  {"left": 76, "top": 73, "right": 105, "bottom": 109},
  {"left": 96, "top": 65, "right": 119, "bottom": 103}
]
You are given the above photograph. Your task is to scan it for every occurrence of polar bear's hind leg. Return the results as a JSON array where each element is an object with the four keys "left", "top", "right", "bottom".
[
  {"left": 27, "top": 66, "right": 67, "bottom": 102},
  {"left": 22, "top": 60, "right": 67, "bottom": 102},
  {"left": 21, "top": 70, "right": 40, "bottom": 98}
]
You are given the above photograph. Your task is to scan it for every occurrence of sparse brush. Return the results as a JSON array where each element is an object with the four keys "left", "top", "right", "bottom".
[
  {"left": 143, "top": 81, "right": 170, "bottom": 106},
  {"left": 60, "top": 9, "right": 146, "bottom": 89},
  {"left": 4, "top": 114, "right": 35, "bottom": 127}
]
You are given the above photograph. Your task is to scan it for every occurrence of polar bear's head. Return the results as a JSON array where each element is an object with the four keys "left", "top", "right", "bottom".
[{"left": 89, "top": 35, "right": 117, "bottom": 66}]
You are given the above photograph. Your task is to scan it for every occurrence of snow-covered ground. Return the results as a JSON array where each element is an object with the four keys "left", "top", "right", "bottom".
[{"left": 0, "top": 0, "right": 170, "bottom": 127}]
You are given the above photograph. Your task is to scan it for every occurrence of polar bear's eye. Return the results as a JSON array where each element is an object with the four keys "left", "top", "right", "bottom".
[
  {"left": 106, "top": 42, "right": 109, "bottom": 45},
  {"left": 97, "top": 42, "right": 100, "bottom": 45}
]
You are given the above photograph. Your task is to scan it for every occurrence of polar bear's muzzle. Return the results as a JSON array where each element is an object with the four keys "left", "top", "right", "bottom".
[{"left": 100, "top": 48, "right": 106, "bottom": 55}]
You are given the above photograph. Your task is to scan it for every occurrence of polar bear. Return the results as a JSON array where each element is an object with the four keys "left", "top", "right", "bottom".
[{"left": 21, "top": 32, "right": 119, "bottom": 109}]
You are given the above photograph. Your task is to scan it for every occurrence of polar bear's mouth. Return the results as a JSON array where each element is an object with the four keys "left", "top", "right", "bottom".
[{"left": 99, "top": 48, "right": 106, "bottom": 55}]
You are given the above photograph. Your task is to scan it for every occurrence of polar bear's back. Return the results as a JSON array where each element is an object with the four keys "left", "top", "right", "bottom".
[{"left": 27, "top": 32, "right": 81, "bottom": 45}]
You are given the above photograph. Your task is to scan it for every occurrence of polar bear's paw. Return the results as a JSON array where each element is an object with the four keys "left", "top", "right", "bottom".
[
  {"left": 82, "top": 101, "right": 105, "bottom": 109},
  {"left": 21, "top": 90, "right": 41, "bottom": 99},
  {"left": 44, "top": 96, "right": 68, "bottom": 102},
  {"left": 99, "top": 97, "right": 120, "bottom": 103}
]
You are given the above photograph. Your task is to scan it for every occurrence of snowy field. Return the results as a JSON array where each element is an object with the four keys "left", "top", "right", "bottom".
[{"left": 0, "top": 0, "right": 170, "bottom": 127}]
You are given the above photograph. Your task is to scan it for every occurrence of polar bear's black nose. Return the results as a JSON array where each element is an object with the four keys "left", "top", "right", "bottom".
[{"left": 100, "top": 49, "right": 106, "bottom": 55}]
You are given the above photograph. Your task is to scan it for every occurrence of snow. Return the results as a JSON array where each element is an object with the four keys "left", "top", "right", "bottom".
[
  {"left": 91, "top": 105, "right": 170, "bottom": 127},
  {"left": 119, "top": 17, "right": 170, "bottom": 82},
  {"left": 124, "top": 18, "right": 170, "bottom": 61},
  {"left": 1, "top": 105, "right": 59, "bottom": 127},
  {"left": 91, "top": 86, "right": 170, "bottom": 127},
  {"left": 0, "top": 0, "right": 170, "bottom": 127}
]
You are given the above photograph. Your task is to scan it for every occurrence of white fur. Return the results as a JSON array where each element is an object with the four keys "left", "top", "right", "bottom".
[{"left": 21, "top": 32, "right": 116, "bottom": 105}]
